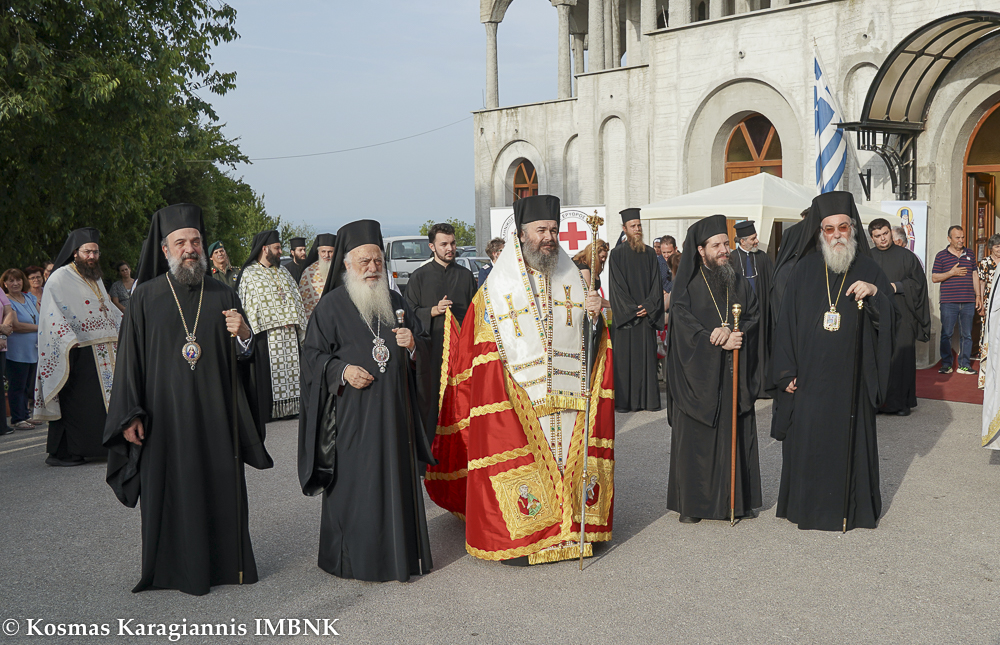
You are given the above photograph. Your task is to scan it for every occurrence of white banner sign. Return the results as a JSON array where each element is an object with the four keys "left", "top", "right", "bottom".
[
  {"left": 489, "top": 206, "right": 610, "bottom": 297},
  {"left": 880, "top": 201, "right": 928, "bottom": 269}
]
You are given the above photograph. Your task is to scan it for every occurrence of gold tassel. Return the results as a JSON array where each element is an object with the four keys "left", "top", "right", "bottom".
[{"left": 527, "top": 542, "right": 593, "bottom": 565}]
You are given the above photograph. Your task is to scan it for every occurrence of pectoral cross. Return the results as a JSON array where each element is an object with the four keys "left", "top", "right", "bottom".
[
  {"left": 553, "top": 285, "right": 584, "bottom": 326},
  {"left": 497, "top": 293, "right": 532, "bottom": 337}
]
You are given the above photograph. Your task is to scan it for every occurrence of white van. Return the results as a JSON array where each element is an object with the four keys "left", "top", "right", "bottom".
[{"left": 383, "top": 236, "right": 430, "bottom": 293}]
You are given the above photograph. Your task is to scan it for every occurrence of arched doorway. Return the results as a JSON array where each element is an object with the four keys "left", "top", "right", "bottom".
[
  {"left": 724, "top": 113, "right": 783, "bottom": 250},
  {"left": 963, "top": 101, "right": 1000, "bottom": 353},
  {"left": 512, "top": 160, "right": 538, "bottom": 202}
]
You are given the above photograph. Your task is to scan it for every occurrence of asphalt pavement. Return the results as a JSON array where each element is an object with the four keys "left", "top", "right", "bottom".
[{"left": 1, "top": 394, "right": 997, "bottom": 644}]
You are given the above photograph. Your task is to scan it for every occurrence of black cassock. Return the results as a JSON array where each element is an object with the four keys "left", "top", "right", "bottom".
[
  {"left": 666, "top": 276, "right": 761, "bottom": 519},
  {"left": 770, "top": 253, "right": 895, "bottom": 531},
  {"left": 871, "top": 245, "right": 930, "bottom": 413},
  {"left": 404, "top": 260, "right": 478, "bottom": 441},
  {"left": 730, "top": 246, "right": 774, "bottom": 398},
  {"left": 286, "top": 258, "right": 307, "bottom": 286},
  {"left": 47, "top": 348, "right": 109, "bottom": 459},
  {"left": 298, "top": 286, "right": 435, "bottom": 582},
  {"left": 609, "top": 243, "right": 664, "bottom": 412},
  {"left": 104, "top": 276, "right": 272, "bottom": 595}
]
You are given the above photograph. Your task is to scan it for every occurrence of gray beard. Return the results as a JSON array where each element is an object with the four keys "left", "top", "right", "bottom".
[
  {"left": 168, "top": 253, "right": 207, "bottom": 286},
  {"left": 819, "top": 234, "right": 858, "bottom": 274},
  {"left": 521, "top": 239, "right": 559, "bottom": 278},
  {"left": 75, "top": 258, "right": 103, "bottom": 281},
  {"left": 317, "top": 259, "right": 332, "bottom": 279},
  {"left": 704, "top": 259, "right": 736, "bottom": 294},
  {"left": 345, "top": 269, "right": 395, "bottom": 326}
]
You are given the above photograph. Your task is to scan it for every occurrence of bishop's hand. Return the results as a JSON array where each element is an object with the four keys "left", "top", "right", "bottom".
[
  {"left": 785, "top": 378, "right": 798, "bottom": 394},
  {"left": 586, "top": 291, "right": 602, "bottom": 317},
  {"left": 709, "top": 326, "right": 732, "bottom": 346},
  {"left": 846, "top": 281, "right": 877, "bottom": 301},
  {"left": 124, "top": 417, "right": 145, "bottom": 446},
  {"left": 223, "top": 309, "right": 251, "bottom": 340},
  {"left": 393, "top": 327, "right": 415, "bottom": 351},
  {"left": 722, "top": 330, "right": 743, "bottom": 351},
  {"left": 345, "top": 365, "right": 375, "bottom": 389}
]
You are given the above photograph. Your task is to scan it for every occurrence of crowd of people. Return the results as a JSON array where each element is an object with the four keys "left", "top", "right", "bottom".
[{"left": 2, "top": 192, "right": 996, "bottom": 596}]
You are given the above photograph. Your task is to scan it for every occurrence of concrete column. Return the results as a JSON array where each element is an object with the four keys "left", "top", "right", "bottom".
[
  {"left": 588, "top": 0, "right": 605, "bottom": 71},
  {"left": 669, "top": 1, "right": 690, "bottom": 27},
  {"left": 772, "top": 0, "right": 790, "bottom": 6},
  {"left": 557, "top": 5, "right": 571, "bottom": 98},
  {"left": 604, "top": 0, "right": 614, "bottom": 68},
  {"left": 735, "top": 0, "right": 751, "bottom": 12},
  {"left": 573, "top": 33, "right": 585, "bottom": 76},
  {"left": 641, "top": 0, "right": 657, "bottom": 57},
  {"left": 709, "top": 0, "right": 724, "bottom": 19},
  {"left": 485, "top": 22, "right": 499, "bottom": 108}
]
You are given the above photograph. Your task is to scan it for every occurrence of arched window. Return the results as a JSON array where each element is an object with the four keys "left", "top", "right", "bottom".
[
  {"left": 724, "top": 113, "right": 782, "bottom": 181},
  {"left": 964, "top": 102, "right": 1000, "bottom": 263},
  {"left": 695, "top": 1, "right": 707, "bottom": 21},
  {"left": 724, "top": 114, "right": 783, "bottom": 249},
  {"left": 512, "top": 160, "right": 538, "bottom": 202}
]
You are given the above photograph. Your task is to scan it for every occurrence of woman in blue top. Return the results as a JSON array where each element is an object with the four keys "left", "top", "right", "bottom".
[{"left": 2, "top": 269, "right": 40, "bottom": 429}]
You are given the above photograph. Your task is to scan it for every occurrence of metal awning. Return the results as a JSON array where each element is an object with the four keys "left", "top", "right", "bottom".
[{"left": 862, "top": 12, "right": 1000, "bottom": 125}]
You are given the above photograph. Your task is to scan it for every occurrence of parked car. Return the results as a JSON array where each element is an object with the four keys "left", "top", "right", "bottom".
[
  {"left": 456, "top": 256, "right": 489, "bottom": 275},
  {"left": 456, "top": 245, "right": 477, "bottom": 257},
  {"left": 384, "top": 236, "right": 431, "bottom": 292}
]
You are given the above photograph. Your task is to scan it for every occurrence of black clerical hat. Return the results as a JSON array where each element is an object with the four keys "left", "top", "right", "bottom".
[
  {"left": 620, "top": 208, "right": 642, "bottom": 224},
  {"left": 772, "top": 191, "right": 869, "bottom": 279},
  {"left": 303, "top": 233, "right": 337, "bottom": 268},
  {"left": 513, "top": 195, "right": 560, "bottom": 233},
  {"left": 733, "top": 220, "right": 756, "bottom": 237},
  {"left": 133, "top": 204, "right": 207, "bottom": 287},
  {"left": 670, "top": 214, "right": 730, "bottom": 305},
  {"left": 323, "top": 220, "right": 385, "bottom": 296},
  {"left": 289, "top": 237, "right": 306, "bottom": 250},
  {"left": 53, "top": 227, "right": 100, "bottom": 267},
  {"left": 235, "top": 229, "right": 282, "bottom": 291}
]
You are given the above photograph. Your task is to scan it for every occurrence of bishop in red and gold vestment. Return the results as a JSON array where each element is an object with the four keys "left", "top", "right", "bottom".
[{"left": 426, "top": 195, "right": 615, "bottom": 565}]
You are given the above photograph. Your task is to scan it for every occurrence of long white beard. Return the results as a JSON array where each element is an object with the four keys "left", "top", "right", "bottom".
[
  {"left": 168, "top": 252, "right": 208, "bottom": 285},
  {"left": 820, "top": 234, "right": 858, "bottom": 275},
  {"left": 317, "top": 259, "right": 332, "bottom": 279},
  {"left": 345, "top": 268, "right": 395, "bottom": 326}
]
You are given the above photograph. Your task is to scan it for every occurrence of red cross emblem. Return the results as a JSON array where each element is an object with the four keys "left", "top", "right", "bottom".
[{"left": 559, "top": 221, "right": 588, "bottom": 251}]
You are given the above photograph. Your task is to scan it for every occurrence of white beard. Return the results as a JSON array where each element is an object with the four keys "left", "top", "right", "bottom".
[
  {"left": 317, "top": 259, "right": 332, "bottom": 279},
  {"left": 819, "top": 233, "right": 858, "bottom": 275},
  {"left": 345, "top": 268, "right": 395, "bottom": 326}
]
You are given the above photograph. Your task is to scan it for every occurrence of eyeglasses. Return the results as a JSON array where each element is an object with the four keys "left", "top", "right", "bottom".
[
  {"left": 821, "top": 223, "right": 852, "bottom": 234},
  {"left": 78, "top": 250, "right": 101, "bottom": 257}
]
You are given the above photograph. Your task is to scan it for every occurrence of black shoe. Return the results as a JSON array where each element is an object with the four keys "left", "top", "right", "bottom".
[
  {"left": 500, "top": 556, "right": 529, "bottom": 567},
  {"left": 895, "top": 408, "right": 911, "bottom": 416},
  {"left": 45, "top": 455, "right": 85, "bottom": 467},
  {"left": 1, "top": 426, "right": 13, "bottom": 436},
  {"left": 678, "top": 515, "right": 701, "bottom": 524}
]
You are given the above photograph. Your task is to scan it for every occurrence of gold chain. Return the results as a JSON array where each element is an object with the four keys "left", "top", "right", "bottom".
[
  {"left": 825, "top": 263, "right": 850, "bottom": 312},
  {"left": 70, "top": 263, "right": 111, "bottom": 318},
  {"left": 700, "top": 268, "right": 730, "bottom": 327},
  {"left": 165, "top": 273, "right": 204, "bottom": 340}
]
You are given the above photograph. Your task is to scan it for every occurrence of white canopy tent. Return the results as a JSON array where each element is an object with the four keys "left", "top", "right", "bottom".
[{"left": 640, "top": 173, "right": 897, "bottom": 251}]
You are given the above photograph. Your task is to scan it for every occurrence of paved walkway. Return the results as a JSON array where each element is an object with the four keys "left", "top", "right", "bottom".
[{"left": 1, "top": 397, "right": 996, "bottom": 644}]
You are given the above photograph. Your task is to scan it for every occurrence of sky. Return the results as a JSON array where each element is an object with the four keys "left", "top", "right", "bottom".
[{"left": 210, "top": 1, "right": 562, "bottom": 237}]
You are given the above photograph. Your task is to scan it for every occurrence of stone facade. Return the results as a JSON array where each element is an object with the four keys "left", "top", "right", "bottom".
[{"left": 473, "top": 0, "right": 1000, "bottom": 367}]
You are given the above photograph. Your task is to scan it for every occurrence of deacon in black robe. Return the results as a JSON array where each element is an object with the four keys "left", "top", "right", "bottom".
[
  {"left": 104, "top": 204, "right": 272, "bottom": 596},
  {"left": 869, "top": 219, "right": 930, "bottom": 415},
  {"left": 609, "top": 208, "right": 664, "bottom": 412},
  {"left": 666, "top": 215, "right": 761, "bottom": 522},
  {"left": 730, "top": 220, "right": 774, "bottom": 398},
  {"left": 769, "top": 192, "right": 896, "bottom": 531},
  {"left": 405, "top": 234, "right": 477, "bottom": 443},
  {"left": 299, "top": 219, "right": 435, "bottom": 582},
  {"left": 286, "top": 236, "right": 308, "bottom": 284}
]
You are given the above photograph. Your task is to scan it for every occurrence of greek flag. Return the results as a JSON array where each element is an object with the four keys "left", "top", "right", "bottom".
[{"left": 814, "top": 52, "right": 846, "bottom": 193}]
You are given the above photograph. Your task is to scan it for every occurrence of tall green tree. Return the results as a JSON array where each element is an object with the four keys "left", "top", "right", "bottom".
[
  {"left": 419, "top": 218, "right": 476, "bottom": 246},
  {"left": 0, "top": 1, "right": 262, "bottom": 272}
]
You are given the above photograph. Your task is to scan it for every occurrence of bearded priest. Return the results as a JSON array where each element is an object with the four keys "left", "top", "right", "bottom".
[
  {"left": 298, "top": 220, "right": 435, "bottom": 582},
  {"left": 35, "top": 228, "right": 122, "bottom": 466},
  {"left": 236, "top": 230, "right": 307, "bottom": 421},
  {"left": 104, "top": 204, "right": 272, "bottom": 595},
  {"left": 298, "top": 233, "right": 337, "bottom": 321},
  {"left": 426, "top": 195, "right": 615, "bottom": 565},
  {"left": 769, "top": 192, "right": 895, "bottom": 531},
  {"left": 665, "top": 215, "right": 761, "bottom": 524}
]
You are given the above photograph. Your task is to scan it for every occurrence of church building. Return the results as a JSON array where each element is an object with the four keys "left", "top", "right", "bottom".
[{"left": 473, "top": 0, "right": 1000, "bottom": 366}]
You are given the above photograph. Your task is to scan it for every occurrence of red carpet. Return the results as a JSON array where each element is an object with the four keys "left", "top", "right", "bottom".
[{"left": 916, "top": 359, "right": 984, "bottom": 405}]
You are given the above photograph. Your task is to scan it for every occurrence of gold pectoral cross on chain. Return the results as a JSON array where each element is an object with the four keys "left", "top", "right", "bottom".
[
  {"left": 498, "top": 293, "right": 532, "bottom": 337},
  {"left": 553, "top": 285, "right": 584, "bottom": 327}
]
